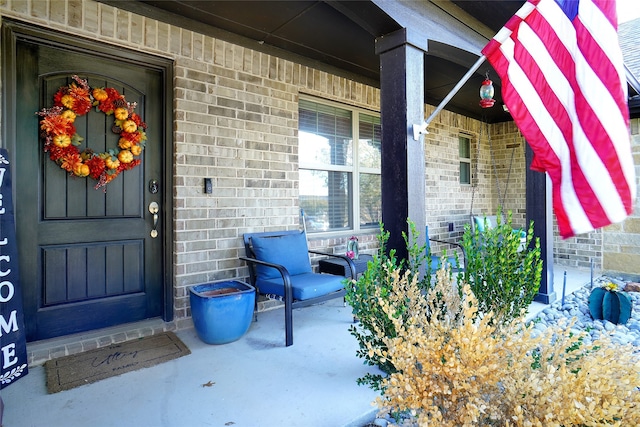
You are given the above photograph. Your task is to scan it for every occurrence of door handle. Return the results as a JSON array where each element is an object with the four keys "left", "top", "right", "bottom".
[{"left": 149, "top": 202, "right": 159, "bottom": 238}]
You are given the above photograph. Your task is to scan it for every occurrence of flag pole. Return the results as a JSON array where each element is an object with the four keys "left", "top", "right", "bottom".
[
  {"left": 412, "top": 0, "right": 535, "bottom": 141},
  {"left": 413, "top": 54, "right": 487, "bottom": 140}
]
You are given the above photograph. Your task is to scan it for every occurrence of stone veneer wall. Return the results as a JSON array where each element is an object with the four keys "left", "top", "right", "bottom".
[
  {"left": 602, "top": 118, "right": 640, "bottom": 278},
  {"left": 2, "top": 0, "right": 637, "bottom": 333}
]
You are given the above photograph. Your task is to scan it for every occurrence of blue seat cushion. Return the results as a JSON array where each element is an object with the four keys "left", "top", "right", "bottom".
[
  {"left": 251, "top": 232, "right": 312, "bottom": 280},
  {"left": 473, "top": 216, "right": 526, "bottom": 238},
  {"left": 474, "top": 215, "right": 499, "bottom": 232},
  {"left": 429, "top": 255, "right": 460, "bottom": 271},
  {"left": 256, "top": 272, "right": 345, "bottom": 301}
]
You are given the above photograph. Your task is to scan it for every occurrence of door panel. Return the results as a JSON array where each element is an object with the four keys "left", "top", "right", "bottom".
[
  {"left": 10, "top": 30, "right": 168, "bottom": 341},
  {"left": 42, "top": 242, "right": 144, "bottom": 306}
]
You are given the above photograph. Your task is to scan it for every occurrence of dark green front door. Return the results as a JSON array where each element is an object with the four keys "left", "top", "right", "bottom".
[{"left": 4, "top": 23, "right": 171, "bottom": 341}]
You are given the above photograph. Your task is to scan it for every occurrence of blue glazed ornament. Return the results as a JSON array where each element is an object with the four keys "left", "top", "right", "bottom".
[{"left": 588, "top": 283, "right": 632, "bottom": 325}]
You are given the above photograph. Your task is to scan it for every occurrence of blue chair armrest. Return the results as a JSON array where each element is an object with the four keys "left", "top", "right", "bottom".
[
  {"left": 308, "top": 250, "right": 357, "bottom": 280},
  {"left": 239, "top": 256, "right": 295, "bottom": 306}
]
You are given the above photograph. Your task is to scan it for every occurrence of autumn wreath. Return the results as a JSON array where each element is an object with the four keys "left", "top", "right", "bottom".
[{"left": 36, "top": 75, "right": 147, "bottom": 189}]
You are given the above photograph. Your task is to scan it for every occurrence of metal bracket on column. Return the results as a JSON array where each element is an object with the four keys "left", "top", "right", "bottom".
[{"left": 413, "top": 122, "right": 428, "bottom": 140}]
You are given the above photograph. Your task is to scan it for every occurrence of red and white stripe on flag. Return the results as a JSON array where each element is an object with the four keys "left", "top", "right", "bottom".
[{"left": 482, "top": 0, "right": 635, "bottom": 238}]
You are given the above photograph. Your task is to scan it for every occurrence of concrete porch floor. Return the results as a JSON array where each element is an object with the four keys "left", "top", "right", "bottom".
[{"left": 1, "top": 265, "right": 593, "bottom": 427}]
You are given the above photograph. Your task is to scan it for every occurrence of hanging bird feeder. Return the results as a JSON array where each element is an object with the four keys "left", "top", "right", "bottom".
[{"left": 479, "top": 73, "right": 495, "bottom": 108}]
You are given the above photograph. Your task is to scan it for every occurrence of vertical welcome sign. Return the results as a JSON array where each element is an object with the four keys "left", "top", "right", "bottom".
[{"left": 0, "top": 148, "right": 28, "bottom": 390}]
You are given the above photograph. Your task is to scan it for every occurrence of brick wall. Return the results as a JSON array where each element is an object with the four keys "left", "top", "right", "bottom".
[
  {"left": 171, "top": 44, "right": 383, "bottom": 317},
  {"left": 0, "top": 0, "right": 385, "bottom": 324},
  {"left": 427, "top": 110, "right": 640, "bottom": 278},
  {"left": 424, "top": 110, "right": 527, "bottom": 242},
  {"left": 2, "top": 0, "right": 637, "bottom": 331}
]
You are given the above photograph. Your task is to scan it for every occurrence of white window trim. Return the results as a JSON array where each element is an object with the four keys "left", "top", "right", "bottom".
[
  {"left": 459, "top": 133, "right": 473, "bottom": 186},
  {"left": 298, "top": 95, "right": 381, "bottom": 235}
]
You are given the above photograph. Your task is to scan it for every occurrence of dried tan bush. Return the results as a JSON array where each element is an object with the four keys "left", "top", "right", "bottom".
[{"left": 370, "top": 268, "right": 640, "bottom": 426}]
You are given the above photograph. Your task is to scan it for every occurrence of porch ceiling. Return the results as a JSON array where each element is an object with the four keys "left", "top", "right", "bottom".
[
  {"left": 451, "top": 0, "right": 523, "bottom": 33},
  {"left": 114, "top": 1, "right": 640, "bottom": 121},
  {"left": 113, "top": 0, "right": 523, "bottom": 123}
]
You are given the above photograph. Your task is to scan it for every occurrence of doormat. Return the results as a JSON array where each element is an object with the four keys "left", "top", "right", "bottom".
[{"left": 44, "top": 331, "right": 190, "bottom": 394}]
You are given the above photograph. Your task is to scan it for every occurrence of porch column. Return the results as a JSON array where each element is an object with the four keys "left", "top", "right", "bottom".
[
  {"left": 526, "top": 144, "right": 556, "bottom": 304},
  {"left": 375, "top": 29, "right": 426, "bottom": 261}
]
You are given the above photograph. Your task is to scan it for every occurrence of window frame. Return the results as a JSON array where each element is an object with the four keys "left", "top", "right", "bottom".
[
  {"left": 298, "top": 95, "right": 381, "bottom": 235},
  {"left": 459, "top": 133, "right": 473, "bottom": 186}
]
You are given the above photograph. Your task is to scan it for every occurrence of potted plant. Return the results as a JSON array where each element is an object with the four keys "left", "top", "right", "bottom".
[
  {"left": 588, "top": 281, "right": 633, "bottom": 325},
  {"left": 189, "top": 280, "right": 256, "bottom": 344}
]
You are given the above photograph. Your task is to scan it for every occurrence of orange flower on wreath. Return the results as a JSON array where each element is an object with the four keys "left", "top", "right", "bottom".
[{"left": 36, "top": 75, "right": 147, "bottom": 190}]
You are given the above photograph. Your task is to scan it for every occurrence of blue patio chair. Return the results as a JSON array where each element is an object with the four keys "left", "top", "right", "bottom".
[
  {"left": 426, "top": 225, "right": 465, "bottom": 272},
  {"left": 240, "top": 230, "right": 356, "bottom": 346}
]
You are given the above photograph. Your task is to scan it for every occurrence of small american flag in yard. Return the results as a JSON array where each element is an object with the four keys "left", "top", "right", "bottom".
[{"left": 482, "top": 0, "right": 635, "bottom": 238}]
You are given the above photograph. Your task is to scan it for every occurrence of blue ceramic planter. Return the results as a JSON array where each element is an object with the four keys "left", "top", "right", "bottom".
[{"left": 189, "top": 280, "right": 256, "bottom": 344}]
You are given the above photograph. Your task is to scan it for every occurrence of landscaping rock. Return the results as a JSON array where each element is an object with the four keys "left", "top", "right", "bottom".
[
  {"left": 530, "top": 275, "right": 640, "bottom": 352},
  {"left": 624, "top": 282, "right": 640, "bottom": 292}
]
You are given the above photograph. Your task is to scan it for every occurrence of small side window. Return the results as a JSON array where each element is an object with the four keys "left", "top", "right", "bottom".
[{"left": 459, "top": 135, "right": 471, "bottom": 185}]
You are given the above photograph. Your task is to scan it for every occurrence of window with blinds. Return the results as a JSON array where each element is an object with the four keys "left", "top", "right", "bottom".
[{"left": 299, "top": 98, "right": 381, "bottom": 233}]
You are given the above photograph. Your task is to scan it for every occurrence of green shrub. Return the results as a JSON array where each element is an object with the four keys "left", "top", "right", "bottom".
[
  {"left": 349, "top": 215, "right": 638, "bottom": 425},
  {"left": 460, "top": 210, "right": 542, "bottom": 323},
  {"left": 348, "top": 213, "right": 542, "bottom": 391},
  {"left": 345, "top": 221, "right": 428, "bottom": 391}
]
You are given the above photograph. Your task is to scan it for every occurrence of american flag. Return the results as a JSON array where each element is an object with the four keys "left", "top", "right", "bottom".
[{"left": 482, "top": 0, "right": 635, "bottom": 238}]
